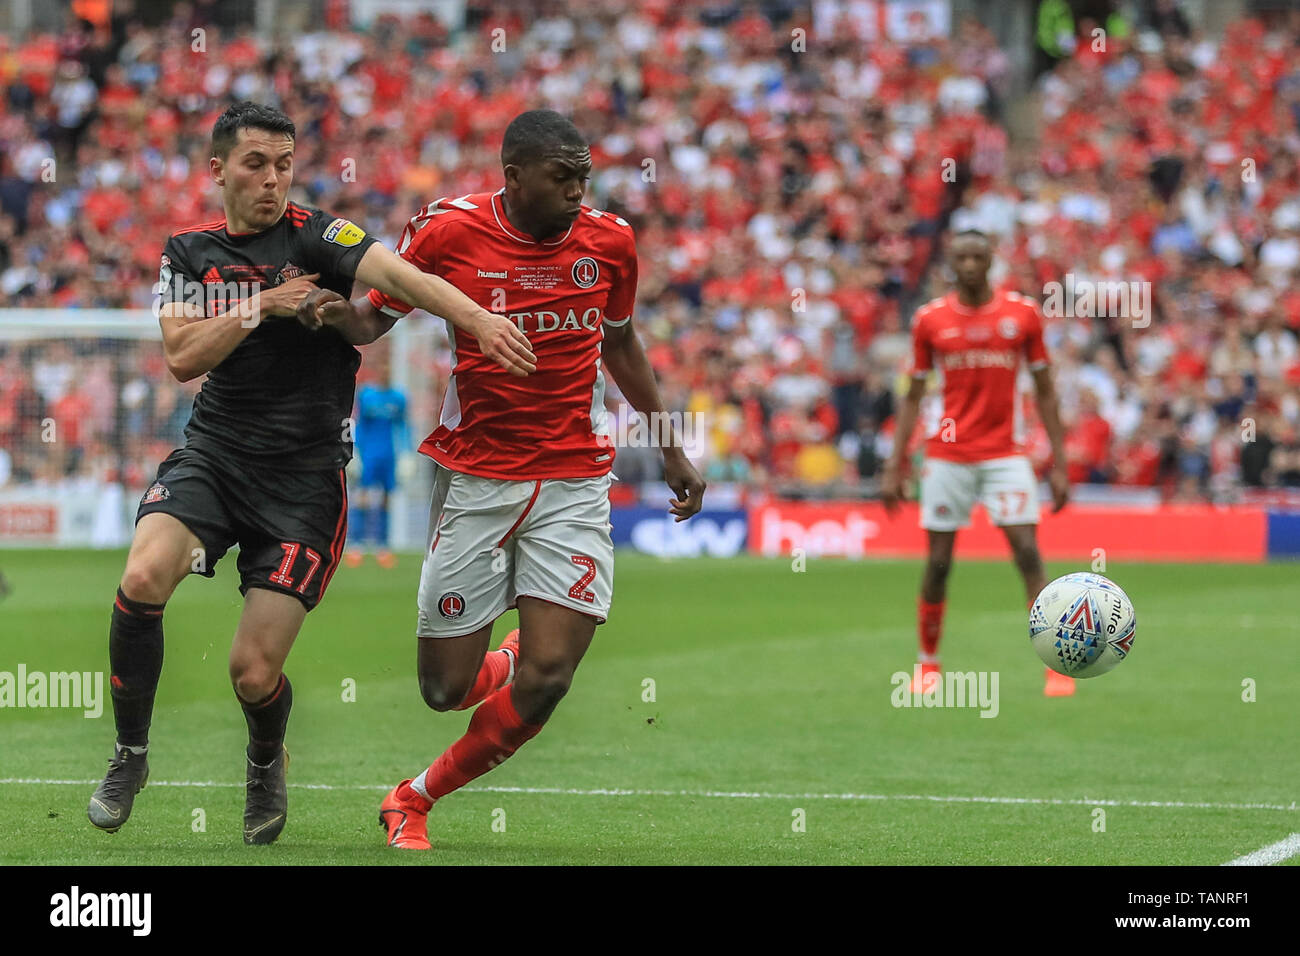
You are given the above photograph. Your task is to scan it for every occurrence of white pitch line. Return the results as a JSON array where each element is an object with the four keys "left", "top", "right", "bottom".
[
  {"left": 1, "top": 778, "right": 1296, "bottom": 813},
  {"left": 1222, "top": 832, "right": 1300, "bottom": 865}
]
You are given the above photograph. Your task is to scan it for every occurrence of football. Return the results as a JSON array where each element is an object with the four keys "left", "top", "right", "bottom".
[{"left": 1029, "top": 572, "right": 1137, "bottom": 678}]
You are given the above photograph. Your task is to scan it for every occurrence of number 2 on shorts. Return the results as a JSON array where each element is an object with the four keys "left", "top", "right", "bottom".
[{"left": 569, "top": 554, "right": 596, "bottom": 604}]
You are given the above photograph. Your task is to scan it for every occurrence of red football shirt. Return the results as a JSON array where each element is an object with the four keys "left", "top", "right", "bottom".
[
  {"left": 367, "top": 190, "right": 637, "bottom": 480},
  {"left": 910, "top": 290, "right": 1049, "bottom": 463}
]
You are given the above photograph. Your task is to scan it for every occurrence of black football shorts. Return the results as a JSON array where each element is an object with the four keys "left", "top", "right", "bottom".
[{"left": 136, "top": 446, "right": 348, "bottom": 611}]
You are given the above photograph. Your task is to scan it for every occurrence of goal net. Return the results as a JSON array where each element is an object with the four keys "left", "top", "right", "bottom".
[{"left": 0, "top": 309, "right": 449, "bottom": 550}]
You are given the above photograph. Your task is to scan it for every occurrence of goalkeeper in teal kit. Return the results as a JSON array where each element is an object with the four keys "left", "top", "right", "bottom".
[{"left": 348, "top": 363, "right": 411, "bottom": 568}]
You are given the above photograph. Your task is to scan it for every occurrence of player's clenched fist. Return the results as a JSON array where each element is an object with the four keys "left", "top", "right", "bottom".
[
  {"left": 296, "top": 288, "right": 350, "bottom": 331},
  {"left": 260, "top": 273, "right": 321, "bottom": 317},
  {"left": 471, "top": 309, "right": 536, "bottom": 376}
]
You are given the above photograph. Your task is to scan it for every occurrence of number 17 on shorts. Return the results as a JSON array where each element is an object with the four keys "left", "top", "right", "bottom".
[{"left": 920, "top": 455, "right": 1040, "bottom": 531}]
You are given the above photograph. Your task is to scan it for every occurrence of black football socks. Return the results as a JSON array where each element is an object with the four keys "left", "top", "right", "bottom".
[
  {"left": 239, "top": 674, "right": 293, "bottom": 766},
  {"left": 108, "top": 588, "right": 165, "bottom": 751}
]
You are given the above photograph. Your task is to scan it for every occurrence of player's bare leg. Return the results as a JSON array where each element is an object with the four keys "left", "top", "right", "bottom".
[
  {"left": 229, "top": 588, "right": 307, "bottom": 844},
  {"left": 913, "top": 530, "right": 956, "bottom": 693},
  {"left": 382, "top": 598, "right": 593, "bottom": 850},
  {"left": 510, "top": 596, "right": 595, "bottom": 723},
  {"left": 88, "top": 513, "right": 201, "bottom": 833},
  {"left": 1001, "top": 523, "right": 1073, "bottom": 697},
  {"left": 415, "top": 623, "right": 494, "bottom": 711},
  {"left": 121, "top": 513, "right": 203, "bottom": 604},
  {"left": 921, "top": 530, "right": 956, "bottom": 604},
  {"left": 1000, "top": 523, "right": 1047, "bottom": 600}
]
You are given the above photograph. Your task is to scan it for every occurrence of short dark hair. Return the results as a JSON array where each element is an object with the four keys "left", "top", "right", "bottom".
[
  {"left": 501, "top": 109, "right": 587, "bottom": 169},
  {"left": 211, "top": 102, "right": 296, "bottom": 159}
]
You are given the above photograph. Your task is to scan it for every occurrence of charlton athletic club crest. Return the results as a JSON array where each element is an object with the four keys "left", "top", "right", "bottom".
[
  {"left": 572, "top": 257, "right": 599, "bottom": 289},
  {"left": 438, "top": 591, "right": 466, "bottom": 620}
]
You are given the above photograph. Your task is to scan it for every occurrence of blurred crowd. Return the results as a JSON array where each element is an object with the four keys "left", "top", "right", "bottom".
[
  {"left": 948, "top": 7, "right": 1300, "bottom": 502},
  {"left": 0, "top": 339, "right": 196, "bottom": 488},
  {"left": 1, "top": 0, "right": 1299, "bottom": 502}
]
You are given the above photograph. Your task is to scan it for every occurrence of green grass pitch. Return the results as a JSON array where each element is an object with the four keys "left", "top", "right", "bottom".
[{"left": 0, "top": 548, "right": 1296, "bottom": 865}]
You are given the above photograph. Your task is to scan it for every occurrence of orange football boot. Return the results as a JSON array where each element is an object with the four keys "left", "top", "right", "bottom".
[
  {"left": 909, "top": 661, "right": 941, "bottom": 694},
  {"left": 1043, "top": 667, "right": 1076, "bottom": 697},
  {"left": 379, "top": 781, "right": 432, "bottom": 850}
]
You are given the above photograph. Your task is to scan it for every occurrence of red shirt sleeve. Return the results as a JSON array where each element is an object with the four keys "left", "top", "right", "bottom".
[
  {"left": 1022, "top": 298, "right": 1049, "bottom": 370},
  {"left": 604, "top": 225, "right": 638, "bottom": 326},
  {"left": 367, "top": 200, "right": 446, "bottom": 316},
  {"left": 910, "top": 310, "right": 932, "bottom": 375}
]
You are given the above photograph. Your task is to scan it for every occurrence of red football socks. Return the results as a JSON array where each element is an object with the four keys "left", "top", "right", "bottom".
[
  {"left": 395, "top": 779, "right": 428, "bottom": 809},
  {"left": 918, "top": 598, "right": 945, "bottom": 658},
  {"left": 418, "top": 686, "right": 542, "bottom": 803},
  {"left": 454, "top": 649, "right": 510, "bottom": 711}
]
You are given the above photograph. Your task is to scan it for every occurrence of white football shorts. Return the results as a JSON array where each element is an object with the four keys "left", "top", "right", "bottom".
[
  {"left": 416, "top": 464, "right": 615, "bottom": 638},
  {"left": 919, "top": 455, "right": 1040, "bottom": 531}
]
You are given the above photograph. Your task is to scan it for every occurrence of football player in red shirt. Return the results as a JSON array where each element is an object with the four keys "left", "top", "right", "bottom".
[
  {"left": 300, "top": 110, "right": 707, "bottom": 848},
  {"left": 882, "top": 230, "right": 1073, "bottom": 696}
]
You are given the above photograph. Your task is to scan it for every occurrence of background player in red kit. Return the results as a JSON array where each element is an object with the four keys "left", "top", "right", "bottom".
[
  {"left": 881, "top": 230, "right": 1073, "bottom": 697},
  {"left": 299, "top": 109, "right": 707, "bottom": 849}
]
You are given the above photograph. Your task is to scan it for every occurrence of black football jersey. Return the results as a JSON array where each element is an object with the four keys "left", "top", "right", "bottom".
[{"left": 157, "top": 202, "right": 379, "bottom": 470}]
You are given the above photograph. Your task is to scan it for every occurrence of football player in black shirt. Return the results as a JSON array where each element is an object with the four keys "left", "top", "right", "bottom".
[{"left": 88, "top": 102, "right": 536, "bottom": 844}]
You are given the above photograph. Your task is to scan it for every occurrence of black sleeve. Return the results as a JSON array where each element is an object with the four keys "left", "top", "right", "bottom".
[
  {"left": 300, "top": 208, "right": 380, "bottom": 284},
  {"left": 156, "top": 235, "right": 200, "bottom": 309}
]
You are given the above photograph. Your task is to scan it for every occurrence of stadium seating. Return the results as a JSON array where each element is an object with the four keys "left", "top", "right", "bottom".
[{"left": 1, "top": 2, "right": 1298, "bottom": 501}]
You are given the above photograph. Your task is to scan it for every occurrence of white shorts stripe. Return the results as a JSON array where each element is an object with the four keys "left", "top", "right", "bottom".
[{"left": 416, "top": 466, "right": 614, "bottom": 637}]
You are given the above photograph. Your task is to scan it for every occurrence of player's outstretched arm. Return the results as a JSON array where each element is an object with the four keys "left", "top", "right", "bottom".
[
  {"left": 602, "top": 322, "right": 706, "bottom": 521},
  {"left": 881, "top": 376, "right": 927, "bottom": 515},
  {"left": 160, "top": 274, "right": 320, "bottom": 382},
  {"left": 352, "top": 244, "right": 536, "bottom": 376},
  {"left": 1032, "top": 366, "right": 1070, "bottom": 512}
]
